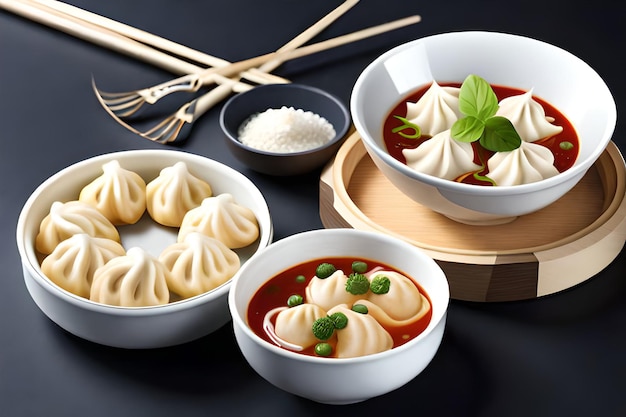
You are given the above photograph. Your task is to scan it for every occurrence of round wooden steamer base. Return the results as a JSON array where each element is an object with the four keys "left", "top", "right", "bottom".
[{"left": 319, "top": 132, "right": 626, "bottom": 302}]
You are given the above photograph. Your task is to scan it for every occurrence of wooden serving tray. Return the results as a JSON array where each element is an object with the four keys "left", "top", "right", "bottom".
[{"left": 319, "top": 132, "right": 626, "bottom": 302}]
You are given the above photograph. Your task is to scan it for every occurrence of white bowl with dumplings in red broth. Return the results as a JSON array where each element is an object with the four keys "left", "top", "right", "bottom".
[
  {"left": 228, "top": 228, "right": 449, "bottom": 404},
  {"left": 351, "top": 31, "right": 617, "bottom": 225},
  {"left": 16, "top": 149, "right": 272, "bottom": 349}
]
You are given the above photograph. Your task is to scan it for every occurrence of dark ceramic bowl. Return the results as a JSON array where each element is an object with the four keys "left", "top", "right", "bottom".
[{"left": 219, "top": 83, "right": 351, "bottom": 176}]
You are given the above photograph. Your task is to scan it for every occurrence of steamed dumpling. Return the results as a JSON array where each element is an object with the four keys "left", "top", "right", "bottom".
[
  {"left": 326, "top": 304, "right": 393, "bottom": 358},
  {"left": 496, "top": 90, "right": 563, "bottom": 142},
  {"left": 305, "top": 269, "right": 362, "bottom": 312},
  {"left": 36, "top": 201, "right": 120, "bottom": 255},
  {"left": 90, "top": 247, "right": 170, "bottom": 307},
  {"left": 356, "top": 270, "right": 430, "bottom": 327},
  {"left": 41, "top": 233, "right": 126, "bottom": 299},
  {"left": 403, "top": 129, "right": 482, "bottom": 180},
  {"left": 274, "top": 303, "right": 328, "bottom": 349},
  {"left": 405, "top": 81, "right": 462, "bottom": 136},
  {"left": 159, "top": 232, "right": 240, "bottom": 299},
  {"left": 487, "top": 141, "right": 559, "bottom": 186},
  {"left": 146, "top": 161, "right": 213, "bottom": 227},
  {"left": 178, "top": 193, "right": 259, "bottom": 249},
  {"left": 79, "top": 160, "right": 146, "bottom": 225}
]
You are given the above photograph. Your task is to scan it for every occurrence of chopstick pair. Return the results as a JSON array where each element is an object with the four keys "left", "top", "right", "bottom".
[
  {"left": 1, "top": 0, "right": 422, "bottom": 143},
  {"left": 1, "top": 0, "right": 292, "bottom": 89},
  {"left": 90, "top": 10, "right": 421, "bottom": 144},
  {"left": 91, "top": 0, "right": 368, "bottom": 143},
  {"left": 1, "top": 0, "right": 358, "bottom": 141}
]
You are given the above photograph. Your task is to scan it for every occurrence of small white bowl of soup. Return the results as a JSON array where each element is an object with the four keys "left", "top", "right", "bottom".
[
  {"left": 16, "top": 149, "right": 273, "bottom": 349},
  {"left": 228, "top": 228, "right": 449, "bottom": 404},
  {"left": 351, "top": 31, "right": 617, "bottom": 225}
]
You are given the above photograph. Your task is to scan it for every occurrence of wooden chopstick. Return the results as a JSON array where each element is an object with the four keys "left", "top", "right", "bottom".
[
  {"left": 24, "top": 0, "right": 291, "bottom": 85},
  {"left": 1, "top": 0, "right": 202, "bottom": 75},
  {"left": 257, "top": 0, "right": 360, "bottom": 72},
  {"left": 29, "top": 0, "right": 360, "bottom": 85},
  {"left": 165, "top": 14, "right": 423, "bottom": 88},
  {"left": 2, "top": 0, "right": 285, "bottom": 92},
  {"left": 3, "top": 0, "right": 421, "bottom": 91},
  {"left": 184, "top": 0, "right": 361, "bottom": 118}
]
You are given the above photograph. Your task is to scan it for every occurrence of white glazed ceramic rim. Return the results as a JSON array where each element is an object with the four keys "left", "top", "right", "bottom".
[
  {"left": 220, "top": 83, "right": 351, "bottom": 157},
  {"left": 351, "top": 31, "right": 618, "bottom": 197},
  {"left": 16, "top": 149, "right": 273, "bottom": 317},
  {"left": 228, "top": 228, "right": 450, "bottom": 364}
]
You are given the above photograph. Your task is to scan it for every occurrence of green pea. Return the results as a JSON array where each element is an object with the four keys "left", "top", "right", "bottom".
[
  {"left": 352, "top": 304, "right": 368, "bottom": 314},
  {"left": 314, "top": 342, "right": 333, "bottom": 357},
  {"left": 287, "top": 294, "right": 303, "bottom": 307},
  {"left": 315, "top": 263, "right": 336, "bottom": 279},
  {"left": 370, "top": 275, "right": 391, "bottom": 295},
  {"left": 295, "top": 275, "right": 306, "bottom": 283},
  {"left": 312, "top": 317, "right": 335, "bottom": 340},
  {"left": 329, "top": 312, "right": 348, "bottom": 329},
  {"left": 351, "top": 261, "right": 368, "bottom": 274}
]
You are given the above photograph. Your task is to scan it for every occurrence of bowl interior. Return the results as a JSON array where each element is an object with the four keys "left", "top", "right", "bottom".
[
  {"left": 351, "top": 31, "right": 617, "bottom": 188},
  {"left": 221, "top": 83, "right": 351, "bottom": 155},
  {"left": 230, "top": 229, "right": 449, "bottom": 357},
  {"left": 16, "top": 149, "right": 273, "bottom": 309}
]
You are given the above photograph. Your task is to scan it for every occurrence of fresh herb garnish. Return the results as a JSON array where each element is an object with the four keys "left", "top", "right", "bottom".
[
  {"left": 312, "top": 317, "right": 335, "bottom": 340},
  {"left": 329, "top": 312, "right": 348, "bottom": 329},
  {"left": 451, "top": 74, "right": 522, "bottom": 152},
  {"left": 370, "top": 275, "right": 391, "bottom": 295},
  {"left": 392, "top": 115, "right": 421, "bottom": 139},
  {"left": 473, "top": 172, "right": 497, "bottom": 186},
  {"left": 345, "top": 273, "right": 370, "bottom": 295}
]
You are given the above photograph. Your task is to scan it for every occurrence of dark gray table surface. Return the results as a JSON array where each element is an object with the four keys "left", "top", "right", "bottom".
[{"left": 1, "top": 1, "right": 625, "bottom": 416}]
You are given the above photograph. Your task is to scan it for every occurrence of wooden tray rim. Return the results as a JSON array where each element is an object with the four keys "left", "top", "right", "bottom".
[{"left": 325, "top": 132, "right": 626, "bottom": 259}]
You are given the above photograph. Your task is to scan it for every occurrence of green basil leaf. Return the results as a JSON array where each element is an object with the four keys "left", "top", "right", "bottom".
[
  {"left": 458, "top": 74, "right": 499, "bottom": 120},
  {"left": 451, "top": 116, "right": 484, "bottom": 143},
  {"left": 480, "top": 116, "right": 522, "bottom": 152}
]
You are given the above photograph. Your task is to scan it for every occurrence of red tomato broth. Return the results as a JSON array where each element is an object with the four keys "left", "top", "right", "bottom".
[
  {"left": 382, "top": 82, "right": 580, "bottom": 185},
  {"left": 246, "top": 257, "right": 432, "bottom": 358}
]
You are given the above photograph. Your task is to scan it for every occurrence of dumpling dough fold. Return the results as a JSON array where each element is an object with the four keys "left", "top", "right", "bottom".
[
  {"left": 41, "top": 234, "right": 125, "bottom": 299},
  {"left": 405, "top": 81, "right": 462, "bottom": 137},
  {"left": 159, "top": 232, "right": 240, "bottom": 299},
  {"left": 90, "top": 247, "right": 170, "bottom": 307},
  {"left": 178, "top": 193, "right": 259, "bottom": 249},
  {"left": 487, "top": 141, "right": 559, "bottom": 186},
  {"left": 403, "top": 129, "right": 482, "bottom": 180},
  {"left": 496, "top": 90, "right": 563, "bottom": 142},
  {"left": 146, "top": 162, "right": 213, "bottom": 227},
  {"left": 326, "top": 304, "right": 393, "bottom": 358},
  {"left": 79, "top": 160, "right": 146, "bottom": 225},
  {"left": 305, "top": 269, "right": 362, "bottom": 312},
  {"left": 36, "top": 200, "right": 120, "bottom": 255},
  {"left": 357, "top": 270, "right": 430, "bottom": 327},
  {"left": 274, "top": 303, "right": 328, "bottom": 350}
]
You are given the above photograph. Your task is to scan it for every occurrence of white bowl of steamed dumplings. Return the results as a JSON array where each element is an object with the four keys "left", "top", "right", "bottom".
[
  {"left": 228, "top": 228, "right": 449, "bottom": 405},
  {"left": 351, "top": 31, "right": 617, "bottom": 225},
  {"left": 16, "top": 149, "right": 273, "bottom": 349}
]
